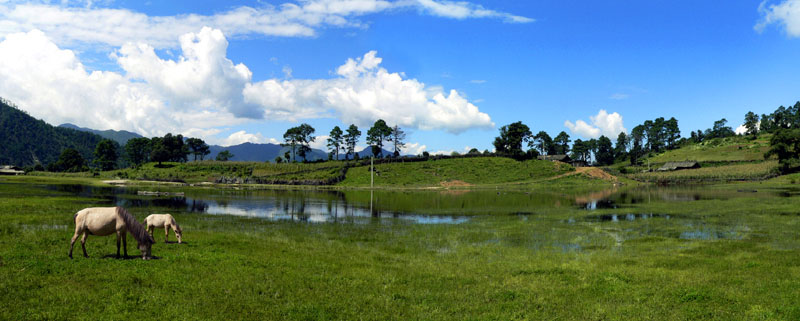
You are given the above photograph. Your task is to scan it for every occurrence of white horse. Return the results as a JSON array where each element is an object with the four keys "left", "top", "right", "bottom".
[
  {"left": 144, "top": 214, "right": 183, "bottom": 244},
  {"left": 69, "top": 207, "right": 155, "bottom": 259}
]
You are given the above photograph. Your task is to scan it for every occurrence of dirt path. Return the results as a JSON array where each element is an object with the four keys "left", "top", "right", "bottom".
[{"left": 545, "top": 166, "right": 618, "bottom": 182}]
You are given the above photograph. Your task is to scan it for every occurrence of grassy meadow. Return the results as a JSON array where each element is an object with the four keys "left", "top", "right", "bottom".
[{"left": 2, "top": 177, "right": 800, "bottom": 319}]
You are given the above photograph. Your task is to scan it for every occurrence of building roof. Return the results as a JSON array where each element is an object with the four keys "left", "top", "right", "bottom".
[
  {"left": 657, "top": 161, "right": 699, "bottom": 171},
  {"left": 0, "top": 165, "right": 25, "bottom": 175}
]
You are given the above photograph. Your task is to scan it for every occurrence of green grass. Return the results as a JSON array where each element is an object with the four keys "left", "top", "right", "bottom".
[
  {"left": 628, "top": 161, "right": 779, "bottom": 183},
  {"left": 338, "top": 157, "right": 574, "bottom": 187},
  {"left": 3, "top": 178, "right": 800, "bottom": 319},
  {"left": 647, "top": 135, "right": 772, "bottom": 163}
]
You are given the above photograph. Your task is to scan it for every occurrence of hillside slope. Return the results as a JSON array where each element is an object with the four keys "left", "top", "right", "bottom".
[
  {"left": 0, "top": 100, "right": 104, "bottom": 166},
  {"left": 58, "top": 123, "right": 142, "bottom": 145}
]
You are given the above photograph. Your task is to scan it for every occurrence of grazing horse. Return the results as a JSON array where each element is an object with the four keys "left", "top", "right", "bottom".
[
  {"left": 69, "top": 207, "right": 155, "bottom": 259},
  {"left": 144, "top": 214, "right": 183, "bottom": 244}
]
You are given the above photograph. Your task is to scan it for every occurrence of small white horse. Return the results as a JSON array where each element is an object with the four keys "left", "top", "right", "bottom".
[
  {"left": 69, "top": 207, "right": 155, "bottom": 259},
  {"left": 144, "top": 214, "right": 183, "bottom": 244}
]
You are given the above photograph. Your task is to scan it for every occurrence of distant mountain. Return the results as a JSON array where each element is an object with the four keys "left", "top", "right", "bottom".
[
  {"left": 204, "top": 143, "right": 393, "bottom": 162},
  {"left": 59, "top": 123, "right": 142, "bottom": 145},
  {"left": 0, "top": 100, "right": 104, "bottom": 166}
]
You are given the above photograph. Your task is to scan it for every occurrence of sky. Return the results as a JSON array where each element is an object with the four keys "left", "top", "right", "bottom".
[{"left": 1, "top": 0, "right": 800, "bottom": 154}]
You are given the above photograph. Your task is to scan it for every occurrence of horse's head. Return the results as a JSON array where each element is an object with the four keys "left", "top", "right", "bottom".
[
  {"left": 138, "top": 234, "right": 155, "bottom": 260},
  {"left": 175, "top": 226, "right": 183, "bottom": 244}
]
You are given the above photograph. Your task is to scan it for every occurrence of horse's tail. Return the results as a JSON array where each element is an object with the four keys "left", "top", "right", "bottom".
[{"left": 116, "top": 207, "right": 155, "bottom": 245}]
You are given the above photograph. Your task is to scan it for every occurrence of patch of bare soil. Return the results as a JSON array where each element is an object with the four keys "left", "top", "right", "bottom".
[
  {"left": 578, "top": 167, "right": 618, "bottom": 181},
  {"left": 439, "top": 180, "right": 473, "bottom": 187}
]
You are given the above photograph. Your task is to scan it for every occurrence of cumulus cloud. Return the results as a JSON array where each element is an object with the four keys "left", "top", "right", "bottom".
[
  {"left": 221, "top": 130, "right": 280, "bottom": 146},
  {"left": 243, "top": 50, "right": 495, "bottom": 133},
  {"left": 755, "top": 0, "right": 800, "bottom": 36},
  {"left": 0, "top": 0, "right": 532, "bottom": 48},
  {"left": 564, "top": 110, "right": 626, "bottom": 139},
  {"left": 115, "top": 27, "right": 254, "bottom": 117},
  {"left": 403, "top": 142, "right": 427, "bottom": 155},
  {"left": 0, "top": 27, "right": 490, "bottom": 146}
]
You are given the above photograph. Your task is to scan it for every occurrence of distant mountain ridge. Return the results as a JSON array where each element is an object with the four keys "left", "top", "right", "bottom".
[
  {"left": 58, "top": 123, "right": 142, "bottom": 145},
  {"left": 0, "top": 100, "right": 104, "bottom": 166}
]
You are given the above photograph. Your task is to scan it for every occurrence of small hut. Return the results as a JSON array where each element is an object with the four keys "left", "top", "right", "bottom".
[
  {"left": 0, "top": 165, "right": 25, "bottom": 175},
  {"left": 657, "top": 161, "right": 699, "bottom": 172}
]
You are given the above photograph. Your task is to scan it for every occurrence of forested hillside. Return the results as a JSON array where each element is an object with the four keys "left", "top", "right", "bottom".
[
  {"left": 59, "top": 123, "right": 142, "bottom": 145},
  {"left": 0, "top": 99, "right": 104, "bottom": 166}
]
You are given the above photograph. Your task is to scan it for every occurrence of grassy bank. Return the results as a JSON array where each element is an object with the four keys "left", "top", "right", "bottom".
[
  {"left": 26, "top": 156, "right": 596, "bottom": 189},
  {"left": 2, "top": 179, "right": 800, "bottom": 319}
]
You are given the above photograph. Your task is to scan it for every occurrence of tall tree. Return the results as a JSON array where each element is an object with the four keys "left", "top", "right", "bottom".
[
  {"left": 629, "top": 125, "right": 646, "bottom": 165},
  {"left": 571, "top": 139, "right": 588, "bottom": 162},
  {"left": 493, "top": 121, "right": 532, "bottom": 158},
  {"left": 216, "top": 150, "right": 234, "bottom": 161},
  {"left": 553, "top": 131, "right": 571, "bottom": 155},
  {"left": 614, "top": 132, "right": 629, "bottom": 161},
  {"left": 388, "top": 125, "right": 406, "bottom": 157},
  {"left": 186, "top": 138, "right": 210, "bottom": 161},
  {"left": 530, "top": 131, "right": 554, "bottom": 155},
  {"left": 712, "top": 118, "right": 735, "bottom": 138},
  {"left": 760, "top": 113, "right": 775, "bottom": 133},
  {"left": 595, "top": 135, "right": 614, "bottom": 166},
  {"left": 665, "top": 117, "right": 680, "bottom": 149},
  {"left": 327, "top": 126, "right": 344, "bottom": 161},
  {"left": 366, "top": 119, "right": 392, "bottom": 158},
  {"left": 765, "top": 128, "right": 800, "bottom": 173},
  {"left": 124, "top": 137, "right": 151, "bottom": 168},
  {"left": 296, "top": 123, "right": 316, "bottom": 162},
  {"left": 160, "top": 133, "right": 189, "bottom": 162},
  {"left": 150, "top": 137, "right": 170, "bottom": 166},
  {"left": 744, "top": 111, "right": 760, "bottom": 138},
  {"left": 93, "top": 139, "right": 119, "bottom": 171},
  {"left": 50, "top": 148, "right": 87, "bottom": 172},
  {"left": 587, "top": 138, "right": 598, "bottom": 163},
  {"left": 282, "top": 127, "right": 301, "bottom": 162},
  {"left": 343, "top": 124, "right": 361, "bottom": 160}
]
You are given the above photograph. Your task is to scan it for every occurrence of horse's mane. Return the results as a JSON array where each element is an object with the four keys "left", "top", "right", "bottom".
[{"left": 116, "top": 207, "right": 155, "bottom": 245}]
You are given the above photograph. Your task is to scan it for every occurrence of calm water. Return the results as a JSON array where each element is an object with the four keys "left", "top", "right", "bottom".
[
  {"left": 5, "top": 181, "right": 799, "bottom": 250},
  {"left": 25, "top": 182, "right": 795, "bottom": 223}
]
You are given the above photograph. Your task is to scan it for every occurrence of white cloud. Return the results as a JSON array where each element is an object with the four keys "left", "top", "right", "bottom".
[
  {"left": 564, "top": 110, "right": 626, "bottom": 139},
  {"left": 415, "top": 0, "right": 533, "bottom": 23},
  {"left": 0, "top": 1, "right": 532, "bottom": 49},
  {"left": 402, "top": 142, "right": 427, "bottom": 155},
  {"left": 735, "top": 124, "right": 748, "bottom": 135},
  {"left": 469, "top": 79, "right": 486, "bottom": 84},
  {"left": 756, "top": 0, "right": 800, "bottom": 36},
  {"left": 430, "top": 145, "right": 472, "bottom": 155},
  {"left": 0, "top": 28, "right": 491, "bottom": 149},
  {"left": 115, "top": 27, "right": 255, "bottom": 117},
  {"left": 243, "top": 50, "right": 495, "bottom": 133},
  {"left": 310, "top": 135, "right": 330, "bottom": 150},
  {"left": 609, "top": 93, "right": 629, "bottom": 100},
  {"left": 221, "top": 130, "right": 279, "bottom": 146},
  {"left": 0, "top": 28, "right": 252, "bottom": 142}
]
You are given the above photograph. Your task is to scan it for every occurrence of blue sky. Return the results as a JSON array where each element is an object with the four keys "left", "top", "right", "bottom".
[{"left": 1, "top": 0, "right": 800, "bottom": 154}]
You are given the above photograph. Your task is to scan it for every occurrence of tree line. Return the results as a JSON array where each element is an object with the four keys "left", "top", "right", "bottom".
[{"left": 276, "top": 119, "right": 407, "bottom": 163}]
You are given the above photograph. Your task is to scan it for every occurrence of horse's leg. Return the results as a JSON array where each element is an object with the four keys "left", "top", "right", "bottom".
[
  {"left": 122, "top": 231, "right": 128, "bottom": 257},
  {"left": 68, "top": 232, "right": 80, "bottom": 259},
  {"left": 116, "top": 231, "right": 121, "bottom": 258},
  {"left": 165, "top": 225, "right": 170, "bottom": 243},
  {"left": 80, "top": 232, "right": 89, "bottom": 258}
]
